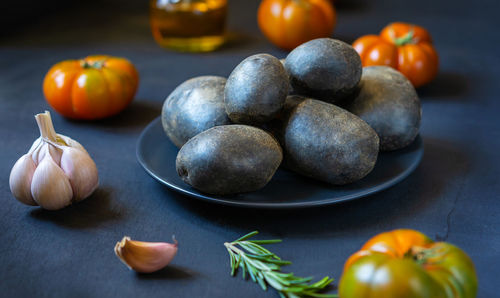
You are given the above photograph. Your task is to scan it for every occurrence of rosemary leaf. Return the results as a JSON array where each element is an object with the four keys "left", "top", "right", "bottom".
[
  {"left": 249, "top": 239, "right": 283, "bottom": 245},
  {"left": 224, "top": 231, "right": 337, "bottom": 298},
  {"left": 235, "top": 231, "right": 259, "bottom": 242}
]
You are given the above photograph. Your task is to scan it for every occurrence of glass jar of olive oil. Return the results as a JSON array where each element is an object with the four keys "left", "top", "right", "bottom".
[{"left": 150, "top": 0, "right": 227, "bottom": 52}]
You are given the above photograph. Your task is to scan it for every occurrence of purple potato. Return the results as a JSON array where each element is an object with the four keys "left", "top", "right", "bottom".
[
  {"left": 264, "top": 95, "right": 307, "bottom": 142},
  {"left": 344, "top": 66, "right": 421, "bottom": 151},
  {"left": 162, "top": 76, "right": 231, "bottom": 148},
  {"left": 280, "top": 98, "right": 379, "bottom": 185},
  {"left": 225, "top": 54, "right": 289, "bottom": 124},
  {"left": 285, "top": 38, "right": 362, "bottom": 104},
  {"left": 176, "top": 125, "right": 283, "bottom": 195}
]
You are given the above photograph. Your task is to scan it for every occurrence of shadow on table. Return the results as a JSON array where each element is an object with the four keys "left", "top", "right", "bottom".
[
  {"left": 66, "top": 99, "right": 161, "bottom": 131},
  {"left": 418, "top": 72, "right": 470, "bottom": 99},
  {"left": 160, "top": 137, "right": 470, "bottom": 240},
  {"left": 29, "top": 186, "right": 126, "bottom": 229},
  {"left": 136, "top": 265, "right": 197, "bottom": 280}
]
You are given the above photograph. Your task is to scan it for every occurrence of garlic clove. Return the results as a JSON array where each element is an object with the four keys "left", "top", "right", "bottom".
[
  {"left": 28, "top": 137, "right": 43, "bottom": 155},
  {"left": 9, "top": 154, "right": 38, "bottom": 206},
  {"left": 30, "top": 139, "right": 44, "bottom": 166},
  {"left": 60, "top": 146, "right": 99, "bottom": 201},
  {"left": 114, "top": 237, "right": 178, "bottom": 273},
  {"left": 32, "top": 143, "right": 62, "bottom": 166},
  {"left": 31, "top": 156, "right": 73, "bottom": 210},
  {"left": 57, "top": 134, "right": 87, "bottom": 152},
  {"left": 47, "top": 143, "right": 63, "bottom": 165}
]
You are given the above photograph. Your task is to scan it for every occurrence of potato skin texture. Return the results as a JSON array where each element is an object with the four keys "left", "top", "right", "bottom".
[
  {"left": 162, "top": 76, "right": 231, "bottom": 148},
  {"left": 176, "top": 125, "right": 283, "bottom": 195},
  {"left": 285, "top": 38, "right": 362, "bottom": 104},
  {"left": 280, "top": 58, "right": 294, "bottom": 95},
  {"left": 225, "top": 54, "right": 289, "bottom": 124},
  {"left": 344, "top": 66, "right": 421, "bottom": 151},
  {"left": 280, "top": 98, "right": 379, "bottom": 185}
]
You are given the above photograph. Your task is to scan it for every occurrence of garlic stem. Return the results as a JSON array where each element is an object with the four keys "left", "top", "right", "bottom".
[{"left": 35, "top": 111, "right": 58, "bottom": 142}]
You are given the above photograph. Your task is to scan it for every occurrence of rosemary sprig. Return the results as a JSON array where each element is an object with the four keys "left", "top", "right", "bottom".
[{"left": 224, "top": 231, "right": 337, "bottom": 298}]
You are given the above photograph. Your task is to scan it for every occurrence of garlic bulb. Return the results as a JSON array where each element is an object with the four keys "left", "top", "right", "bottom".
[
  {"left": 9, "top": 111, "right": 98, "bottom": 210},
  {"left": 115, "top": 236, "right": 178, "bottom": 273}
]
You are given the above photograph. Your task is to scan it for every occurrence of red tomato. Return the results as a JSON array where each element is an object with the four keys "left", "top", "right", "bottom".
[
  {"left": 258, "top": 0, "right": 336, "bottom": 51},
  {"left": 43, "top": 55, "right": 139, "bottom": 120},
  {"left": 353, "top": 22, "right": 438, "bottom": 87}
]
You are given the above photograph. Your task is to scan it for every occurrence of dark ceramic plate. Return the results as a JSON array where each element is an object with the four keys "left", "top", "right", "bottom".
[{"left": 137, "top": 117, "right": 423, "bottom": 209}]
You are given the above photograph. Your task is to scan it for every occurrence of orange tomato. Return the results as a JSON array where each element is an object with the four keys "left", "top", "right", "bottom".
[
  {"left": 258, "top": 0, "right": 336, "bottom": 51},
  {"left": 43, "top": 55, "right": 139, "bottom": 120},
  {"left": 339, "top": 229, "right": 478, "bottom": 298},
  {"left": 353, "top": 22, "right": 438, "bottom": 87}
]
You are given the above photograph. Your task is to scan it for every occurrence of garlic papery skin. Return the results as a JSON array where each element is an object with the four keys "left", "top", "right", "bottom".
[
  {"left": 9, "top": 154, "right": 37, "bottom": 206},
  {"left": 9, "top": 111, "right": 99, "bottom": 210},
  {"left": 114, "top": 236, "right": 178, "bottom": 273},
  {"left": 60, "top": 147, "right": 98, "bottom": 201},
  {"left": 31, "top": 156, "right": 73, "bottom": 210}
]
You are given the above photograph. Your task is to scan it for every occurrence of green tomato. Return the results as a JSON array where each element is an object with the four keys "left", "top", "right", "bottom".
[{"left": 339, "top": 229, "right": 478, "bottom": 298}]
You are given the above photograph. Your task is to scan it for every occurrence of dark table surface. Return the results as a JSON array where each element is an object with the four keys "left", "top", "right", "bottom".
[{"left": 1, "top": 0, "right": 499, "bottom": 297}]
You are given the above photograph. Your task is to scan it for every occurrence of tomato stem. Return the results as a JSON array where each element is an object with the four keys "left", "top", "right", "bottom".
[
  {"left": 394, "top": 30, "right": 415, "bottom": 46},
  {"left": 80, "top": 60, "right": 105, "bottom": 69},
  {"left": 406, "top": 246, "right": 444, "bottom": 265}
]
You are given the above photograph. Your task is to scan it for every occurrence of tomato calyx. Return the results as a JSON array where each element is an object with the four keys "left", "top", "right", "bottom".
[
  {"left": 393, "top": 29, "right": 416, "bottom": 46},
  {"left": 80, "top": 60, "right": 105, "bottom": 69},
  {"left": 404, "top": 245, "right": 444, "bottom": 266}
]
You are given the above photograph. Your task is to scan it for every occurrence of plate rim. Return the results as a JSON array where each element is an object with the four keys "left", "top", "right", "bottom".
[{"left": 136, "top": 117, "right": 424, "bottom": 209}]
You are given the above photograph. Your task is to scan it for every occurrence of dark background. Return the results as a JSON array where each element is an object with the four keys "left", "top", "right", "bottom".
[{"left": 1, "top": 0, "right": 499, "bottom": 297}]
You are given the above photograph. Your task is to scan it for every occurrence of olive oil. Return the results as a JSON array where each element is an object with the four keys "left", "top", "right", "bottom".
[{"left": 150, "top": 0, "right": 227, "bottom": 52}]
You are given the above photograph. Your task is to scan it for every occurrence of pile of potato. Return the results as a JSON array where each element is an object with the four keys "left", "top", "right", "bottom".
[{"left": 162, "top": 38, "right": 421, "bottom": 195}]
